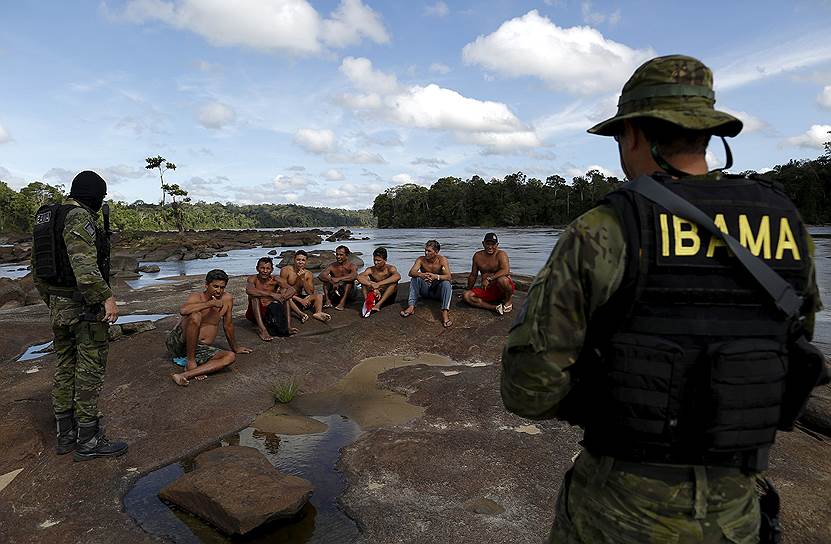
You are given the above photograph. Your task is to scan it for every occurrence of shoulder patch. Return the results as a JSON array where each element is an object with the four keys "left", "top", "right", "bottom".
[{"left": 84, "top": 222, "right": 96, "bottom": 238}]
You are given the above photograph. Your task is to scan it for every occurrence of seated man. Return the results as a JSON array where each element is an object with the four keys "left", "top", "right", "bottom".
[
  {"left": 166, "top": 269, "right": 252, "bottom": 387},
  {"left": 280, "top": 250, "right": 331, "bottom": 323},
  {"left": 462, "top": 232, "right": 515, "bottom": 314},
  {"left": 245, "top": 256, "right": 297, "bottom": 340},
  {"left": 318, "top": 245, "right": 358, "bottom": 311},
  {"left": 401, "top": 239, "right": 453, "bottom": 327},
  {"left": 357, "top": 247, "right": 401, "bottom": 316}
]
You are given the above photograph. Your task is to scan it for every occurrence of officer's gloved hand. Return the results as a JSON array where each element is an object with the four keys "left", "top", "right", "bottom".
[{"left": 103, "top": 296, "right": 119, "bottom": 324}]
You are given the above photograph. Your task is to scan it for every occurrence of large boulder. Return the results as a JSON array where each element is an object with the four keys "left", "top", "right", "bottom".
[
  {"left": 326, "top": 228, "right": 352, "bottom": 242},
  {"left": 274, "top": 232, "right": 321, "bottom": 247},
  {"left": 110, "top": 254, "right": 138, "bottom": 274},
  {"left": 159, "top": 446, "right": 313, "bottom": 536}
]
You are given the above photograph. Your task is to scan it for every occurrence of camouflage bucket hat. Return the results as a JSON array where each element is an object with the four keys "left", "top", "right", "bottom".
[{"left": 588, "top": 54, "right": 742, "bottom": 137}]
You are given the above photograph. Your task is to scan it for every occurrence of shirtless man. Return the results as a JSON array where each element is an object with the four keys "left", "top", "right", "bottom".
[
  {"left": 280, "top": 250, "right": 330, "bottom": 323},
  {"left": 245, "top": 256, "right": 297, "bottom": 341},
  {"left": 357, "top": 247, "right": 401, "bottom": 315},
  {"left": 401, "top": 239, "right": 453, "bottom": 327},
  {"left": 166, "top": 269, "right": 252, "bottom": 386},
  {"left": 319, "top": 245, "right": 358, "bottom": 311},
  {"left": 462, "top": 232, "right": 515, "bottom": 315}
]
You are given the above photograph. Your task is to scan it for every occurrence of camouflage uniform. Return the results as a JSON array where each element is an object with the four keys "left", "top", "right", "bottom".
[
  {"left": 33, "top": 197, "right": 113, "bottom": 424},
  {"left": 501, "top": 56, "right": 822, "bottom": 543}
]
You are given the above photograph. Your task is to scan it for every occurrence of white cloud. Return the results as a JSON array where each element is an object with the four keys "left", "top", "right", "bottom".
[
  {"left": 294, "top": 128, "right": 336, "bottom": 154},
  {"left": 322, "top": 168, "right": 345, "bottom": 181},
  {"left": 565, "top": 164, "right": 620, "bottom": 179},
  {"left": 424, "top": 2, "right": 449, "bottom": 17},
  {"left": 581, "top": 1, "right": 620, "bottom": 25},
  {"left": 0, "top": 166, "right": 27, "bottom": 188},
  {"left": 0, "top": 123, "right": 11, "bottom": 144},
  {"left": 198, "top": 102, "right": 235, "bottom": 129},
  {"left": 818, "top": 85, "right": 831, "bottom": 110},
  {"left": 337, "top": 92, "right": 383, "bottom": 109},
  {"left": 716, "top": 33, "right": 831, "bottom": 90},
  {"left": 411, "top": 157, "right": 448, "bottom": 168},
  {"left": 272, "top": 174, "right": 310, "bottom": 190},
  {"left": 392, "top": 173, "right": 414, "bottom": 184},
  {"left": 429, "top": 62, "right": 451, "bottom": 75},
  {"left": 321, "top": 0, "right": 389, "bottom": 48},
  {"left": 340, "top": 56, "right": 400, "bottom": 94},
  {"left": 338, "top": 57, "right": 539, "bottom": 154},
  {"left": 782, "top": 124, "right": 831, "bottom": 149},
  {"left": 461, "top": 10, "right": 653, "bottom": 95},
  {"left": 719, "top": 107, "right": 770, "bottom": 135},
  {"left": 535, "top": 95, "right": 618, "bottom": 137},
  {"left": 121, "top": 0, "right": 389, "bottom": 55},
  {"left": 327, "top": 150, "right": 387, "bottom": 164}
]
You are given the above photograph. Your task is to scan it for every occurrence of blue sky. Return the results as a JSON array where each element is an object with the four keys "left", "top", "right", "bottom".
[{"left": 1, "top": 0, "right": 830, "bottom": 209}]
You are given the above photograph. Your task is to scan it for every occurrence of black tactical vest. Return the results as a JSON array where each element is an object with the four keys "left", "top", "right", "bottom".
[
  {"left": 572, "top": 174, "right": 811, "bottom": 471},
  {"left": 33, "top": 203, "right": 110, "bottom": 296}
]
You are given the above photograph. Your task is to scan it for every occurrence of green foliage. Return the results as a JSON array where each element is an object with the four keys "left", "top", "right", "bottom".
[
  {"left": 372, "top": 170, "right": 623, "bottom": 227},
  {"left": 272, "top": 378, "right": 299, "bottom": 403}
]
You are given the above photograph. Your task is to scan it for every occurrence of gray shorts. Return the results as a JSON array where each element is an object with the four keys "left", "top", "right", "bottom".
[{"left": 165, "top": 325, "right": 220, "bottom": 365}]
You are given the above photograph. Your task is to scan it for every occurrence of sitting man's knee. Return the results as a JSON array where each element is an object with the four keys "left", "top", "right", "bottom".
[
  {"left": 497, "top": 276, "right": 511, "bottom": 288},
  {"left": 225, "top": 351, "right": 236, "bottom": 365},
  {"left": 462, "top": 290, "right": 474, "bottom": 303}
]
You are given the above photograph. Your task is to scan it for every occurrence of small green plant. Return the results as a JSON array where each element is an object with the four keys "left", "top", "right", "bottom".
[{"left": 272, "top": 378, "right": 299, "bottom": 403}]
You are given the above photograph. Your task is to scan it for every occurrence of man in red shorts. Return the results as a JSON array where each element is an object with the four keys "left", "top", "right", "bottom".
[
  {"left": 245, "top": 257, "right": 296, "bottom": 341},
  {"left": 462, "top": 232, "right": 515, "bottom": 315}
]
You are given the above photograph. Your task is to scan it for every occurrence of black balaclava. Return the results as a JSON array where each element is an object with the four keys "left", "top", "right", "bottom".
[{"left": 69, "top": 170, "right": 107, "bottom": 212}]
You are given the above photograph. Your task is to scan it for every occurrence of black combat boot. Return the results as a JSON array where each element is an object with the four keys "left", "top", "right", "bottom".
[
  {"left": 73, "top": 419, "right": 128, "bottom": 462},
  {"left": 55, "top": 411, "right": 76, "bottom": 455}
]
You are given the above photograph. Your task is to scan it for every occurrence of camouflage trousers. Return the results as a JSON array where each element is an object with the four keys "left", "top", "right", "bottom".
[
  {"left": 549, "top": 450, "right": 761, "bottom": 544},
  {"left": 52, "top": 319, "right": 109, "bottom": 423}
]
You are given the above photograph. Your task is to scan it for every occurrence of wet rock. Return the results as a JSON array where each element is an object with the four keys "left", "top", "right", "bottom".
[
  {"left": 164, "top": 252, "right": 183, "bottom": 262},
  {"left": 120, "top": 321, "right": 157, "bottom": 335},
  {"left": 216, "top": 253, "right": 228, "bottom": 257},
  {"left": 276, "top": 232, "right": 321, "bottom": 247},
  {"left": 137, "top": 264, "right": 160, "bottom": 273},
  {"left": 0, "top": 243, "right": 31, "bottom": 264},
  {"left": 267, "top": 249, "right": 278, "bottom": 255},
  {"left": 110, "top": 254, "right": 138, "bottom": 274},
  {"left": 0, "top": 277, "right": 27, "bottom": 310},
  {"left": 326, "top": 228, "right": 352, "bottom": 242},
  {"left": 463, "top": 497, "right": 505, "bottom": 515},
  {"left": 182, "top": 251, "right": 198, "bottom": 261},
  {"left": 159, "top": 446, "right": 314, "bottom": 536},
  {"left": 802, "top": 382, "right": 831, "bottom": 435}
]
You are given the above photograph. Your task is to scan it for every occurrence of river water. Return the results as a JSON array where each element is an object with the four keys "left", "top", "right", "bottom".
[{"left": 2, "top": 226, "right": 830, "bottom": 326}]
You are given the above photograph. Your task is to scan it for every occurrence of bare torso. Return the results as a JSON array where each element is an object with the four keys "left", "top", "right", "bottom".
[
  {"left": 473, "top": 249, "right": 509, "bottom": 277},
  {"left": 281, "top": 266, "right": 313, "bottom": 296},
  {"left": 249, "top": 274, "right": 278, "bottom": 308},
  {"left": 419, "top": 256, "right": 448, "bottom": 275},
  {"left": 181, "top": 291, "right": 231, "bottom": 344},
  {"left": 327, "top": 261, "right": 355, "bottom": 280}
]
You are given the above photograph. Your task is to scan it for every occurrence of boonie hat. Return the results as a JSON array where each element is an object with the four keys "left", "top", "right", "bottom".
[
  {"left": 483, "top": 232, "right": 498, "bottom": 244},
  {"left": 588, "top": 55, "right": 742, "bottom": 138}
]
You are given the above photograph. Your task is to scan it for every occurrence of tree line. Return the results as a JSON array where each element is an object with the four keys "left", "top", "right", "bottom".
[
  {"left": 0, "top": 181, "right": 372, "bottom": 235},
  {"left": 372, "top": 144, "right": 831, "bottom": 228}
]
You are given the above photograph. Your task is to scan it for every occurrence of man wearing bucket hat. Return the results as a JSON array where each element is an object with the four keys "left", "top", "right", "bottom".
[{"left": 501, "top": 55, "right": 823, "bottom": 543}]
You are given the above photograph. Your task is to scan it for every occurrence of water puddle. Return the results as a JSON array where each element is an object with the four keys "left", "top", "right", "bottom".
[
  {"left": 14, "top": 314, "right": 173, "bottom": 362},
  {"left": 125, "top": 353, "right": 461, "bottom": 543},
  {"left": 17, "top": 341, "right": 53, "bottom": 362}
]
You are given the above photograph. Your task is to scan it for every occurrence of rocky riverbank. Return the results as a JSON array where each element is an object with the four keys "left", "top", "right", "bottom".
[
  {"left": 0, "top": 275, "right": 828, "bottom": 543},
  {"left": 0, "top": 227, "right": 361, "bottom": 266}
]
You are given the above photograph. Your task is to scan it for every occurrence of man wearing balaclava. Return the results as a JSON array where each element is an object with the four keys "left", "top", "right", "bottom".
[{"left": 32, "top": 170, "right": 128, "bottom": 461}]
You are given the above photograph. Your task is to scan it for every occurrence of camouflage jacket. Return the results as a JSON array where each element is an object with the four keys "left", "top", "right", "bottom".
[
  {"left": 32, "top": 198, "right": 112, "bottom": 325},
  {"left": 501, "top": 203, "right": 821, "bottom": 420}
]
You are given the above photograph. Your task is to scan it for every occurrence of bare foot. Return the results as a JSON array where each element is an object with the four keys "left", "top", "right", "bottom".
[
  {"left": 400, "top": 307, "right": 415, "bottom": 317},
  {"left": 258, "top": 329, "right": 274, "bottom": 342},
  {"left": 442, "top": 319, "right": 453, "bottom": 328},
  {"left": 371, "top": 306, "right": 381, "bottom": 313},
  {"left": 171, "top": 373, "right": 189, "bottom": 387},
  {"left": 335, "top": 305, "right": 345, "bottom": 311},
  {"left": 312, "top": 312, "right": 331, "bottom": 322},
  {"left": 289, "top": 327, "right": 299, "bottom": 335},
  {"left": 195, "top": 375, "right": 207, "bottom": 381},
  {"left": 323, "top": 302, "right": 333, "bottom": 309},
  {"left": 300, "top": 313, "right": 309, "bottom": 323}
]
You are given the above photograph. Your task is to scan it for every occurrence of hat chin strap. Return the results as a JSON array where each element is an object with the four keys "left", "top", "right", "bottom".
[{"left": 650, "top": 136, "right": 734, "bottom": 178}]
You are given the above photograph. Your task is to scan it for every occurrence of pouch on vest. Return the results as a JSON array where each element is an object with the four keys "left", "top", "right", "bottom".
[
  {"left": 264, "top": 301, "right": 291, "bottom": 337},
  {"left": 603, "top": 333, "right": 683, "bottom": 437},
  {"left": 780, "top": 336, "right": 829, "bottom": 430},
  {"left": 33, "top": 204, "right": 64, "bottom": 282},
  {"left": 705, "top": 339, "right": 786, "bottom": 450}
]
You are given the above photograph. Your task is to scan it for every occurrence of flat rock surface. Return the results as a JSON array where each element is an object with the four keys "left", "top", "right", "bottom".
[
  {"left": 0, "top": 274, "right": 828, "bottom": 543},
  {"left": 159, "top": 445, "right": 312, "bottom": 535}
]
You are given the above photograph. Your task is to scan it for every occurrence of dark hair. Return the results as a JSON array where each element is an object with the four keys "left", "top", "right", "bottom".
[
  {"left": 425, "top": 240, "right": 441, "bottom": 252},
  {"left": 205, "top": 269, "right": 229, "bottom": 284},
  {"left": 294, "top": 250, "right": 308, "bottom": 258},
  {"left": 634, "top": 118, "right": 711, "bottom": 157},
  {"left": 373, "top": 247, "right": 387, "bottom": 260},
  {"left": 257, "top": 256, "right": 273, "bottom": 267},
  {"left": 336, "top": 245, "right": 351, "bottom": 255}
]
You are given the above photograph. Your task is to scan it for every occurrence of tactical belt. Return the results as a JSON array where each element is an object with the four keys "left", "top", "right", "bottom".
[{"left": 613, "top": 459, "right": 743, "bottom": 485}]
